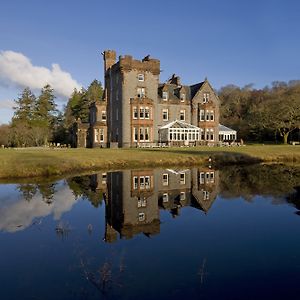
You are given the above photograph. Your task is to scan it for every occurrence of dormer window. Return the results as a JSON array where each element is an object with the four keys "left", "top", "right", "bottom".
[
  {"left": 180, "top": 93, "right": 185, "bottom": 102},
  {"left": 203, "top": 93, "right": 210, "bottom": 103},
  {"left": 137, "top": 87, "right": 146, "bottom": 98},
  {"left": 138, "top": 74, "right": 144, "bottom": 81},
  {"left": 162, "top": 91, "right": 168, "bottom": 101},
  {"left": 101, "top": 111, "right": 106, "bottom": 121}
]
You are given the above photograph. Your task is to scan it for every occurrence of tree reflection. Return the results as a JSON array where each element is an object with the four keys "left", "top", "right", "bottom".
[
  {"left": 67, "top": 175, "right": 104, "bottom": 207},
  {"left": 16, "top": 183, "right": 37, "bottom": 202},
  {"left": 219, "top": 164, "right": 300, "bottom": 201}
]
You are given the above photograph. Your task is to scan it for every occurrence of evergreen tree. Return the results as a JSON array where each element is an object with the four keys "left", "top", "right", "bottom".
[
  {"left": 33, "top": 84, "right": 57, "bottom": 145},
  {"left": 11, "top": 88, "right": 36, "bottom": 146},
  {"left": 13, "top": 87, "right": 36, "bottom": 122}
]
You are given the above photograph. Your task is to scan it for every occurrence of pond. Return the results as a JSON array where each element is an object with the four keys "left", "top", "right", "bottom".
[{"left": 0, "top": 165, "right": 300, "bottom": 300}]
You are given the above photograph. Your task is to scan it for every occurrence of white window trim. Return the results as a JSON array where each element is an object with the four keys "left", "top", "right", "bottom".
[
  {"left": 133, "top": 107, "right": 138, "bottom": 119},
  {"left": 138, "top": 212, "right": 145, "bottom": 222},
  {"left": 180, "top": 93, "right": 185, "bottom": 102},
  {"left": 180, "top": 110, "right": 185, "bottom": 121},
  {"left": 138, "top": 74, "right": 144, "bottom": 82},
  {"left": 162, "top": 91, "right": 168, "bottom": 101},
  {"left": 162, "top": 109, "right": 169, "bottom": 121},
  {"left": 162, "top": 173, "right": 169, "bottom": 186}
]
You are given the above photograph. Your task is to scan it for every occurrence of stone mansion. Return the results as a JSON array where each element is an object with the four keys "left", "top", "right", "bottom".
[{"left": 75, "top": 50, "right": 235, "bottom": 148}]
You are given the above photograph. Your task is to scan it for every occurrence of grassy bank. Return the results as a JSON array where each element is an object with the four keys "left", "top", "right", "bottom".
[{"left": 0, "top": 145, "right": 300, "bottom": 179}]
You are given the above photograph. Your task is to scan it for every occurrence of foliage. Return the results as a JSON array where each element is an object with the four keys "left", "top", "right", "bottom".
[
  {"left": 219, "top": 80, "right": 300, "bottom": 143},
  {"left": 64, "top": 80, "right": 103, "bottom": 126},
  {"left": 0, "top": 124, "right": 11, "bottom": 146}
]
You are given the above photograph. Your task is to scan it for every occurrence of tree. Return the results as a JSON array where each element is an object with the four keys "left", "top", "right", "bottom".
[
  {"left": 269, "top": 84, "right": 300, "bottom": 144},
  {"left": 13, "top": 87, "right": 36, "bottom": 122},
  {"left": 0, "top": 124, "right": 11, "bottom": 146},
  {"left": 219, "top": 80, "right": 300, "bottom": 144},
  {"left": 34, "top": 84, "right": 57, "bottom": 145},
  {"left": 86, "top": 80, "right": 103, "bottom": 103},
  {"left": 11, "top": 88, "right": 36, "bottom": 147}
]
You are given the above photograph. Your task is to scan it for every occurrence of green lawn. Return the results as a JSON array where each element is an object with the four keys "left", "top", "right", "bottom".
[{"left": 0, "top": 145, "right": 299, "bottom": 179}]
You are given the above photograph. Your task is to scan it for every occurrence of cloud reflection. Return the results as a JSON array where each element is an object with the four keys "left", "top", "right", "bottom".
[{"left": 0, "top": 183, "right": 77, "bottom": 233}]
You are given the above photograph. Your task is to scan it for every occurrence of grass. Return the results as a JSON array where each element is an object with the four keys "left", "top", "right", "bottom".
[{"left": 0, "top": 145, "right": 299, "bottom": 179}]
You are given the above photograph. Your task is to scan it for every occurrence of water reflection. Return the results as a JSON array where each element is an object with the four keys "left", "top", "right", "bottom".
[
  {"left": 1, "top": 165, "right": 300, "bottom": 299},
  {"left": 102, "top": 168, "right": 220, "bottom": 242},
  {"left": 0, "top": 182, "right": 77, "bottom": 232},
  {"left": 1, "top": 165, "right": 299, "bottom": 236}
]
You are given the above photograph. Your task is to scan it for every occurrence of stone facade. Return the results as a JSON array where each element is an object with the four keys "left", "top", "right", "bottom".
[{"left": 76, "top": 50, "right": 220, "bottom": 148}]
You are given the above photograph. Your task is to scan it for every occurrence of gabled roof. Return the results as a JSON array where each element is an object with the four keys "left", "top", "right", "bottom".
[
  {"left": 190, "top": 82, "right": 205, "bottom": 99},
  {"left": 219, "top": 124, "right": 237, "bottom": 133},
  {"left": 160, "top": 120, "right": 200, "bottom": 130}
]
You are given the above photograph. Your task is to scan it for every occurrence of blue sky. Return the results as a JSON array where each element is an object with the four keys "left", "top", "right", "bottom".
[{"left": 1, "top": 0, "right": 300, "bottom": 124}]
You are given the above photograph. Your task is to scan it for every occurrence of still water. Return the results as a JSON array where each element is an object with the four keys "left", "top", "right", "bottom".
[{"left": 0, "top": 165, "right": 300, "bottom": 300}]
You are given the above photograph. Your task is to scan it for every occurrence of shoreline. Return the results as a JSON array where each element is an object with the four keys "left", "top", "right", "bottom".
[{"left": 0, "top": 145, "right": 299, "bottom": 180}]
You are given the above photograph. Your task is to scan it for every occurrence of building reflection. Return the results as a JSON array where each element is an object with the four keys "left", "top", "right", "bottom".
[{"left": 90, "top": 167, "right": 220, "bottom": 243}]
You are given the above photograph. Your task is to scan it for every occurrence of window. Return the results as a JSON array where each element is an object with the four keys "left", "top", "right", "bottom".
[
  {"left": 133, "top": 127, "right": 138, "bottom": 142},
  {"left": 206, "top": 110, "right": 210, "bottom": 121},
  {"left": 180, "top": 192, "right": 186, "bottom": 201},
  {"left": 145, "top": 127, "right": 150, "bottom": 141},
  {"left": 145, "top": 107, "right": 150, "bottom": 119},
  {"left": 140, "top": 176, "right": 145, "bottom": 189},
  {"left": 145, "top": 176, "right": 150, "bottom": 189},
  {"left": 162, "top": 109, "right": 169, "bottom": 121},
  {"left": 138, "top": 74, "right": 144, "bottom": 81},
  {"left": 162, "top": 91, "right": 168, "bottom": 100},
  {"left": 203, "top": 93, "right": 210, "bottom": 103},
  {"left": 138, "top": 198, "right": 147, "bottom": 207},
  {"left": 163, "top": 193, "right": 169, "bottom": 202},
  {"left": 201, "top": 129, "right": 205, "bottom": 140},
  {"left": 210, "top": 110, "right": 214, "bottom": 121},
  {"left": 203, "top": 191, "right": 210, "bottom": 201},
  {"left": 140, "top": 127, "right": 144, "bottom": 141},
  {"left": 162, "top": 173, "right": 169, "bottom": 186},
  {"left": 133, "top": 176, "right": 138, "bottom": 189},
  {"left": 179, "top": 110, "right": 185, "bottom": 121},
  {"left": 200, "top": 109, "right": 205, "bottom": 121},
  {"left": 200, "top": 172, "right": 205, "bottom": 184},
  {"left": 180, "top": 93, "right": 185, "bottom": 101},
  {"left": 138, "top": 212, "right": 145, "bottom": 221},
  {"left": 101, "top": 111, "right": 106, "bottom": 121},
  {"left": 210, "top": 129, "right": 214, "bottom": 141},
  {"left": 133, "top": 107, "right": 138, "bottom": 119},
  {"left": 94, "top": 129, "right": 99, "bottom": 142},
  {"left": 206, "top": 129, "right": 210, "bottom": 140},
  {"left": 210, "top": 172, "right": 215, "bottom": 183},
  {"left": 100, "top": 129, "right": 104, "bottom": 142},
  {"left": 180, "top": 173, "right": 186, "bottom": 184},
  {"left": 139, "top": 107, "right": 145, "bottom": 119},
  {"left": 137, "top": 87, "right": 145, "bottom": 98},
  {"left": 102, "top": 173, "right": 107, "bottom": 184}
]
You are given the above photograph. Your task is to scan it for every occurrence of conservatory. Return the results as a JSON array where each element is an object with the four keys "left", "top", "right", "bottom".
[
  {"left": 219, "top": 124, "right": 237, "bottom": 141},
  {"left": 158, "top": 120, "right": 202, "bottom": 146}
]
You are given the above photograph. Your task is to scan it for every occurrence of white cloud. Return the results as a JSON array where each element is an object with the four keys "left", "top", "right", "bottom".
[{"left": 0, "top": 50, "right": 82, "bottom": 98}]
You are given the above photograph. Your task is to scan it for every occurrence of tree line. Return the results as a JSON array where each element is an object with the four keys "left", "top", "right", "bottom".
[
  {"left": 0, "top": 79, "right": 299, "bottom": 147},
  {"left": 0, "top": 80, "right": 103, "bottom": 147},
  {"left": 219, "top": 80, "right": 300, "bottom": 144}
]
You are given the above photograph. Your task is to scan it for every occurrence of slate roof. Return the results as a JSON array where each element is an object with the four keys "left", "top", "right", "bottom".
[{"left": 158, "top": 81, "right": 205, "bottom": 102}]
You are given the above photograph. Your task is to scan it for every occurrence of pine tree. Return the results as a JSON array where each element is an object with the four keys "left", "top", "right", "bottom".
[
  {"left": 13, "top": 87, "right": 36, "bottom": 122},
  {"left": 33, "top": 84, "right": 58, "bottom": 145}
]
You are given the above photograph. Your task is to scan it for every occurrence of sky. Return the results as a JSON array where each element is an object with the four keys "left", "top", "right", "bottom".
[{"left": 0, "top": 0, "right": 300, "bottom": 124}]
